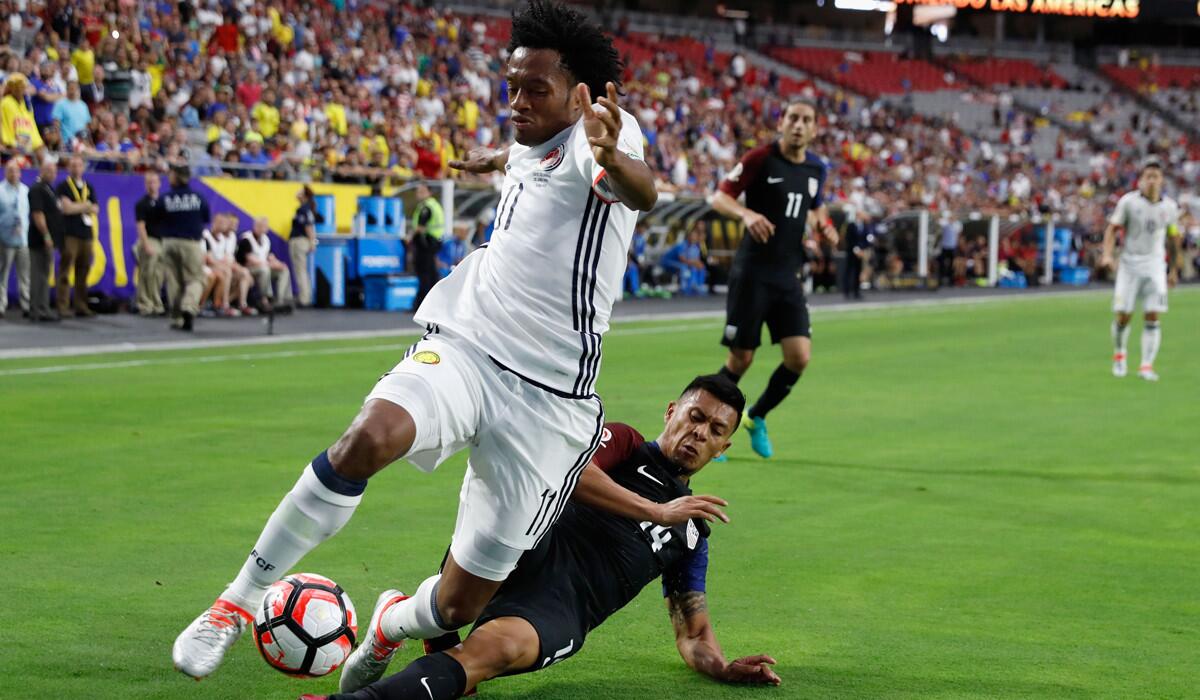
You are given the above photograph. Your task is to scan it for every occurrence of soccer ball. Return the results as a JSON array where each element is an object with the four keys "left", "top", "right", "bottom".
[{"left": 252, "top": 573, "right": 358, "bottom": 677}]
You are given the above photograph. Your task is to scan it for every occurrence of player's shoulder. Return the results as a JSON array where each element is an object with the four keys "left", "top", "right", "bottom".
[
  {"left": 601, "top": 422, "right": 645, "bottom": 449},
  {"left": 805, "top": 150, "right": 830, "bottom": 173}
]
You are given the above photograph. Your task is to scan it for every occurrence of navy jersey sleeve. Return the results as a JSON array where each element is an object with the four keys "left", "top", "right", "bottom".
[
  {"left": 810, "top": 154, "right": 829, "bottom": 208},
  {"left": 662, "top": 537, "right": 709, "bottom": 597},
  {"left": 592, "top": 422, "right": 644, "bottom": 472}
]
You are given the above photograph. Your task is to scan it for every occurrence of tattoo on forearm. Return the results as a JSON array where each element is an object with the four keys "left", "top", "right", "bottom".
[{"left": 669, "top": 591, "right": 708, "bottom": 627}]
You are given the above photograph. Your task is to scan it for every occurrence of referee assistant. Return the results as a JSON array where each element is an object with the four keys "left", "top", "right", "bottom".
[
  {"left": 156, "top": 165, "right": 210, "bottom": 331},
  {"left": 709, "top": 99, "right": 838, "bottom": 459}
]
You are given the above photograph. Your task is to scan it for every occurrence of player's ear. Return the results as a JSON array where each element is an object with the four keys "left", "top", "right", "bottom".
[{"left": 664, "top": 401, "right": 676, "bottom": 424}]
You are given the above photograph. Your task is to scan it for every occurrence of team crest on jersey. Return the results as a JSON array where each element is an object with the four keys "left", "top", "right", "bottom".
[
  {"left": 540, "top": 144, "right": 566, "bottom": 171},
  {"left": 412, "top": 351, "right": 441, "bottom": 365},
  {"left": 808, "top": 177, "right": 819, "bottom": 198}
]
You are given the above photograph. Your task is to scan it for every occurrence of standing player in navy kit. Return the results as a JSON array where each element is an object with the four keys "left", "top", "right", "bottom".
[{"left": 710, "top": 100, "right": 837, "bottom": 459}]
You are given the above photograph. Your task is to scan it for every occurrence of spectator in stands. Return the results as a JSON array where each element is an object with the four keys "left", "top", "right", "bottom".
[
  {"left": 27, "top": 157, "right": 60, "bottom": 322},
  {"left": 55, "top": 155, "right": 98, "bottom": 318},
  {"left": 134, "top": 170, "right": 165, "bottom": 316},
  {"left": 202, "top": 213, "right": 240, "bottom": 317},
  {"left": 238, "top": 215, "right": 292, "bottom": 312},
  {"left": 239, "top": 132, "right": 273, "bottom": 178},
  {"left": 288, "top": 185, "right": 319, "bottom": 307},
  {"left": 661, "top": 223, "right": 708, "bottom": 296},
  {"left": 1, "top": 72, "right": 44, "bottom": 156},
  {"left": 408, "top": 181, "right": 445, "bottom": 309},
  {"left": 29, "top": 61, "right": 64, "bottom": 130},
  {"left": 70, "top": 37, "right": 96, "bottom": 103},
  {"left": 52, "top": 81, "right": 90, "bottom": 146},
  {"left": 937, "top": 212, "right": 962, "bottom": 287},
  {"left": 437, "top": 223, "right": 470, "bottom": 279},
  {"left": 0, "top": 159, "right": 30, "bottom": 319}
]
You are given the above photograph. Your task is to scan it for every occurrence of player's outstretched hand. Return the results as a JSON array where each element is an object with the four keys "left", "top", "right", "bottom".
[
  {"left": 654, "top": 494, "right": 729, "bottom": 526},
  {"left": 450, "top": 147, "right": 501, "bottom": 174},
  {"left": 579, "top": 81, "right": 621, "bottom": 168},
  {"left": 742, "top": 210, "right": 776, "bottom": 243},
  {"left": 722, "top": 655, "right": 781, "bottom": 685},
  {"left": 1098, "top": 253, "right": 1115, "bottom": 271}
]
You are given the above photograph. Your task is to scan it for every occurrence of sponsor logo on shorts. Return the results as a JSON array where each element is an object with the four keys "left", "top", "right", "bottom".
[
  {"left": 724, "top": 325, "right": 738, "bottom": 340},
  {"left": 412, "top": 351, "right": 441, "bottom": 365}
]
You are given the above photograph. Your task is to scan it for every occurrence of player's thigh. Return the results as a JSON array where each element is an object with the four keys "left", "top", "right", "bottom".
[
  {"left": 1143, "top": 269, "right": 1169, "bottom": 314},
  {"left": 451, "top": 388, "right": 604, "bottom": 579},
  {"left": 766, "top": 281, "right": 812, "bottom": 344},
  {"left": 1112, "top": 264, "right": 1138, "bottom": 314},
  {"left": 362, "top": 330, "right": 488, "bottom": 474},
  {"left": 722, "top": 271, "right": 767, "bottom": 350}
]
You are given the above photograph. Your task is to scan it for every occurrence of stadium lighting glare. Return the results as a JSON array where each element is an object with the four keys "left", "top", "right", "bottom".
[
  {"left": 834, "top": 0, "right": 897, "bottom": 10},
  {"left": 111, "top": 30, "right": 120, "bottom": 39}
]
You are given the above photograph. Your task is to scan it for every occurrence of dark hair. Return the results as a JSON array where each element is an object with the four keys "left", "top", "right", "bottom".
[
  {"left": 508, "top": 0, "right": 623, "bottom": 100},
  {"left": 681, "top": 374, "right": 746, "bottom": 428},
  {"left": 785, "top": 98, "right": 818, "bottom": 116},
  {"left": 1140, "top": 157, "right": 1163, "bottom": 174}
]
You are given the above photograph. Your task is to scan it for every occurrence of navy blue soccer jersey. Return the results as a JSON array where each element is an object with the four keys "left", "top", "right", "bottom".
[{"left": 549, "top": 422, "right": 712, "bottom": 631}]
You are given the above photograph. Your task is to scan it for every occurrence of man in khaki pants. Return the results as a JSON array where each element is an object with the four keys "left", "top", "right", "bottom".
[
  {"left": 134, "top": 171, "right": 165, "bottom": 316},
  {"left": 157, "top": 165, "right": 210, "bottom": 332},
  {"left": 288, "top": 185, "right": 319, "bottom": 306},
  {"left": 54, "top": 155, "right": 99, "bottom": 317}
]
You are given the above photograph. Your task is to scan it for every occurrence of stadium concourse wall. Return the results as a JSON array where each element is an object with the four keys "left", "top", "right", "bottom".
[{"left": 7, "top": 172, "right": 407, "bottom": 302}]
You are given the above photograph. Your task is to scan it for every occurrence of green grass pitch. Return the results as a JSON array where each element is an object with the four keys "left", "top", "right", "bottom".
[{"left": 2, "top": 289, "right": 1197, "bottom": 699}]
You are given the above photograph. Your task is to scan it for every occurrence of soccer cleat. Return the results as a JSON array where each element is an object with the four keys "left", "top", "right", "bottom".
[
  {"left": 1112, "top": 354, "right": 1127, "bottom": 378},
  {"left": 172, "top": 598, "right": 252, "bottom": 679},
  {"left": 1138, "top": 365, "right": 1159, "bottom": 382},
  {"left": 339, "top": 590, "right": 408, "bottom": 693},
  {"left": 711, "top": 453, "right": 728, "bottom": 463},
  {"left": 745, "top": 417, "right": 773, "bottom": 459}
]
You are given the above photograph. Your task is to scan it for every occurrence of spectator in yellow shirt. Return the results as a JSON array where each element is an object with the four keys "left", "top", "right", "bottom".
[
  {"left": 252, "top": 89, "right": 281, "bottom": 139},
  {"left": 324, "top": 91, "right": 347, "bottom": 137},
  {"left": 1, "top": 74, "right": 45, "bottom": 155},
  {"left": 454, "top": 95, "right": 480, "bottom": 133},
  {"left": 71, "top": 41, "right": 96, "bottom": 102}
]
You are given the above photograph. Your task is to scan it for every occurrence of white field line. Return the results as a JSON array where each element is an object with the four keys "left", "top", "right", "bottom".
[{"left": 3, "top": 287, "right": 1191, "bottom": 377}]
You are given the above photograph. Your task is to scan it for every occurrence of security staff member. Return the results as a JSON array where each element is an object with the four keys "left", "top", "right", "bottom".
[
  {"left": 840, "top": 206, "right": 873, "bottom": 301},
  {"left": 408, "top": 181, "right": 444, "bottom": 309},
  {"left": 27, "top": 158, "right": 63, "bottom": 322},
  {"left": 156, "top": 164, "right": 210, "bottom": 331},
  {"left": 55, "top": 155, "right": 99, "bottom": 317},
  {"left": 134, "top": 171, "right": 165, "bottom": 316}
]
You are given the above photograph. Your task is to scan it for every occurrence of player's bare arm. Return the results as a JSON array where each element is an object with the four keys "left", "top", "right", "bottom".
[
  {"left": 1100, "top": 221, "right": 1120, "bottom": 269},
  {"left": 1166, "top": 222, "right": 1181, "bottom": 287},
  {"left": 580, "top": 81, "right": 657, "bottom": 212},
  {"left": 810, "top": 205, "right": 838, "bottom": 247},
  {"left": 449, "top": 146, "right": 510, "bottom": 174},
  {"left": 710, "top": 190, "right": 775, "bottom": 243},
  {"left": 574, "top": 462, "right": 730, "bottom": 526},
  {"left": 667, "top": 590, "right": 781, "bottom": 685}
]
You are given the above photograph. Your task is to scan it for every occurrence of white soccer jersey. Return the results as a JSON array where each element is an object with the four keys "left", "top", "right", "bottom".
[
  {"left": 415, "top": 108, "right": 644, "bottom": 398},
  {"left": 1109, "top": 191, "right": 1180, "bottom": 266}
]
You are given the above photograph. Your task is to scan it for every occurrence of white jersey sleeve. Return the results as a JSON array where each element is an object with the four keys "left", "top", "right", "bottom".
[
  {"left": 1109, "top": 192, "right": 1132, "bottom": 228},
  {"left": 572, "top": 108, "right": 645, "bottom": 204}
]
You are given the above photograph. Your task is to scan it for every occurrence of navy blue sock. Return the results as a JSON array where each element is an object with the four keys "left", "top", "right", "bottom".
[
  {"left": 311, "top": 450, "right": 368, "bottom": 497},
  {"left": 749, "top": 364, "right": 800, "bottom": 420},
  {"left": 329, "top": 652, "right": 467, "bottom": 700}
]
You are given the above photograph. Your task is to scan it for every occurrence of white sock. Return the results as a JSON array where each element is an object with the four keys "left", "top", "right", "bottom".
[
  {"left": 1140, "top": 322, "right": 1161, "bottom": 368},
  {"left": 221, "top": 464, "right": 362, "bottom": 612},
  {"left": 1112, "top": 320, "right": 1130, "bottom": 357},
  {"left": 380, "top": 573, "right": 455, "bottom": 642}
]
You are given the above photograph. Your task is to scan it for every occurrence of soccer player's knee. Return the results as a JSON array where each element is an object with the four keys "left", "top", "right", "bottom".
[
  {"left": 331, "top": 423, "right": 395, "bottom": 478},
  {"left": 784, "top": 351, "right": 809, "bottom": 375},
  {"left": 729, "top": 350, "right": 754, "bottom": 373},
  {"left": 1145, "top": 312, "right": 1159, "bottom": 323}
]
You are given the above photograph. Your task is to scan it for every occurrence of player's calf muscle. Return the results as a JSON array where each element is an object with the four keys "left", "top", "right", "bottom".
[{"left": 328, "top": 401, "right": 417, "bottom": 479}]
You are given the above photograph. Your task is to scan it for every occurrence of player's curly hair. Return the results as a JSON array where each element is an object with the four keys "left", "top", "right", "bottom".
[
  {"left": 508, "top": 0, "right": 623, "bottom": 100},
  {"left": 682, "top": 374, "right": 746, "bottom": 428}
]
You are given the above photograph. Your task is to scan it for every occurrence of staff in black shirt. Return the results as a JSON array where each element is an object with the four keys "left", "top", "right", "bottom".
[
  {"left": 27, "top": 159, "right": 62, "bottom": 322},
  {"left": 134, "top": 171, "right": 165, "bottom": 316},
  {"left": 55, "top": 155, "right": 99, "bottom": 317},
  {"left": 156, "top": 164, "right": 210, "bottom": 331}
]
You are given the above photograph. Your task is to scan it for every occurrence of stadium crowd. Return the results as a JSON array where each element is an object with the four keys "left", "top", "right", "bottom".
[{"left": 1, "top": 0, "right": 1198, "bottom": 317}]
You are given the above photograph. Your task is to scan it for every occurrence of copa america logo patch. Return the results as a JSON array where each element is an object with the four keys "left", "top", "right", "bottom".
[
  {"left": 808, "top": 177, "right": 819, "bottom": 198},
  {"left": 540, "top": 144, "right": 566, "bottom": 171}
]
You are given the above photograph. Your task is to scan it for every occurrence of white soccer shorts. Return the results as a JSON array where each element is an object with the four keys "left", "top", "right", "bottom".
[
  {"left": 364, "top": 327, "right": 605, "bottom": 581},
  {"left": 1112, "top": 260, "right": 1168, "bottom": 314}
]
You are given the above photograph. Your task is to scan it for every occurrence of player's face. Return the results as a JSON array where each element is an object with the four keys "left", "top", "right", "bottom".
[
  {"left": 1139, "top": 168, "right": 1163, "bottom": 201},
  {"left": 779, "top": 103, "right": 816, "bottom": 151},
  {"left": 661, "top": 390, "right": 737, "bottom": 474},
  {"left": 506, "top": 47, "right": 580, "bottom": 146}
]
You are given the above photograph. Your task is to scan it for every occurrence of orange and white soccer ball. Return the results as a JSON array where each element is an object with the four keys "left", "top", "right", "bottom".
[{"left": 252, "top": 573, "right": 358, "bottom": 677}]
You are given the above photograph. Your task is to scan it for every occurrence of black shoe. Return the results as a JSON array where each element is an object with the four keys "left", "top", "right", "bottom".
[
  {"left": 0, "top": 310, "right": 6, "bottom": 319},
  {"left": 36, "top": 312, "right": 61, "bottom": 323},
  {"left": 181, "top": 311, "right": 194, "bottom": 332},
  {"left": 23, "top": 309, "right": 31, "bottom": 319},
  {"left": 276, "top": 304, "right": 294, "bottom": 315}
]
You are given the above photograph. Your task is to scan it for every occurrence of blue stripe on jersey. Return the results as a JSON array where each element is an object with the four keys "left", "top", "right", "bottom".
[
  {"left": 503, "top": 183, "right": 523, "bottom": 230},
  {"left": 662, "top": 537, "right": 709, "bottom": 597},
  {"left": 571, "top": 191, "right": 597, "bottom": 334},
  {"left": 573, "top": 199, "right": 610, "bottom": 395},
  {"left": 580, "top": 203, "right": 612, "bottom": 395}
]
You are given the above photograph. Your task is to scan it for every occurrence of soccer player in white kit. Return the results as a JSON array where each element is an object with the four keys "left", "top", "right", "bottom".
[
  {"left": 171, "top": 0, "right": 658, "bottom": 686},
  {"left": 1100, "top": 158, "right": 1182, "bottom": 382}
]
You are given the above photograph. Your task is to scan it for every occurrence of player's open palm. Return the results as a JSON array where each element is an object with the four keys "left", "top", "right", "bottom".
[
  {"left": 579, "top": 81, "right": 621, "bottom": 167},
  {"left": 723, "top": 655, "right": 781, "bottom": 685},
  {"left": 655, "top": 494, "right": 729, "bottom": 526}
]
